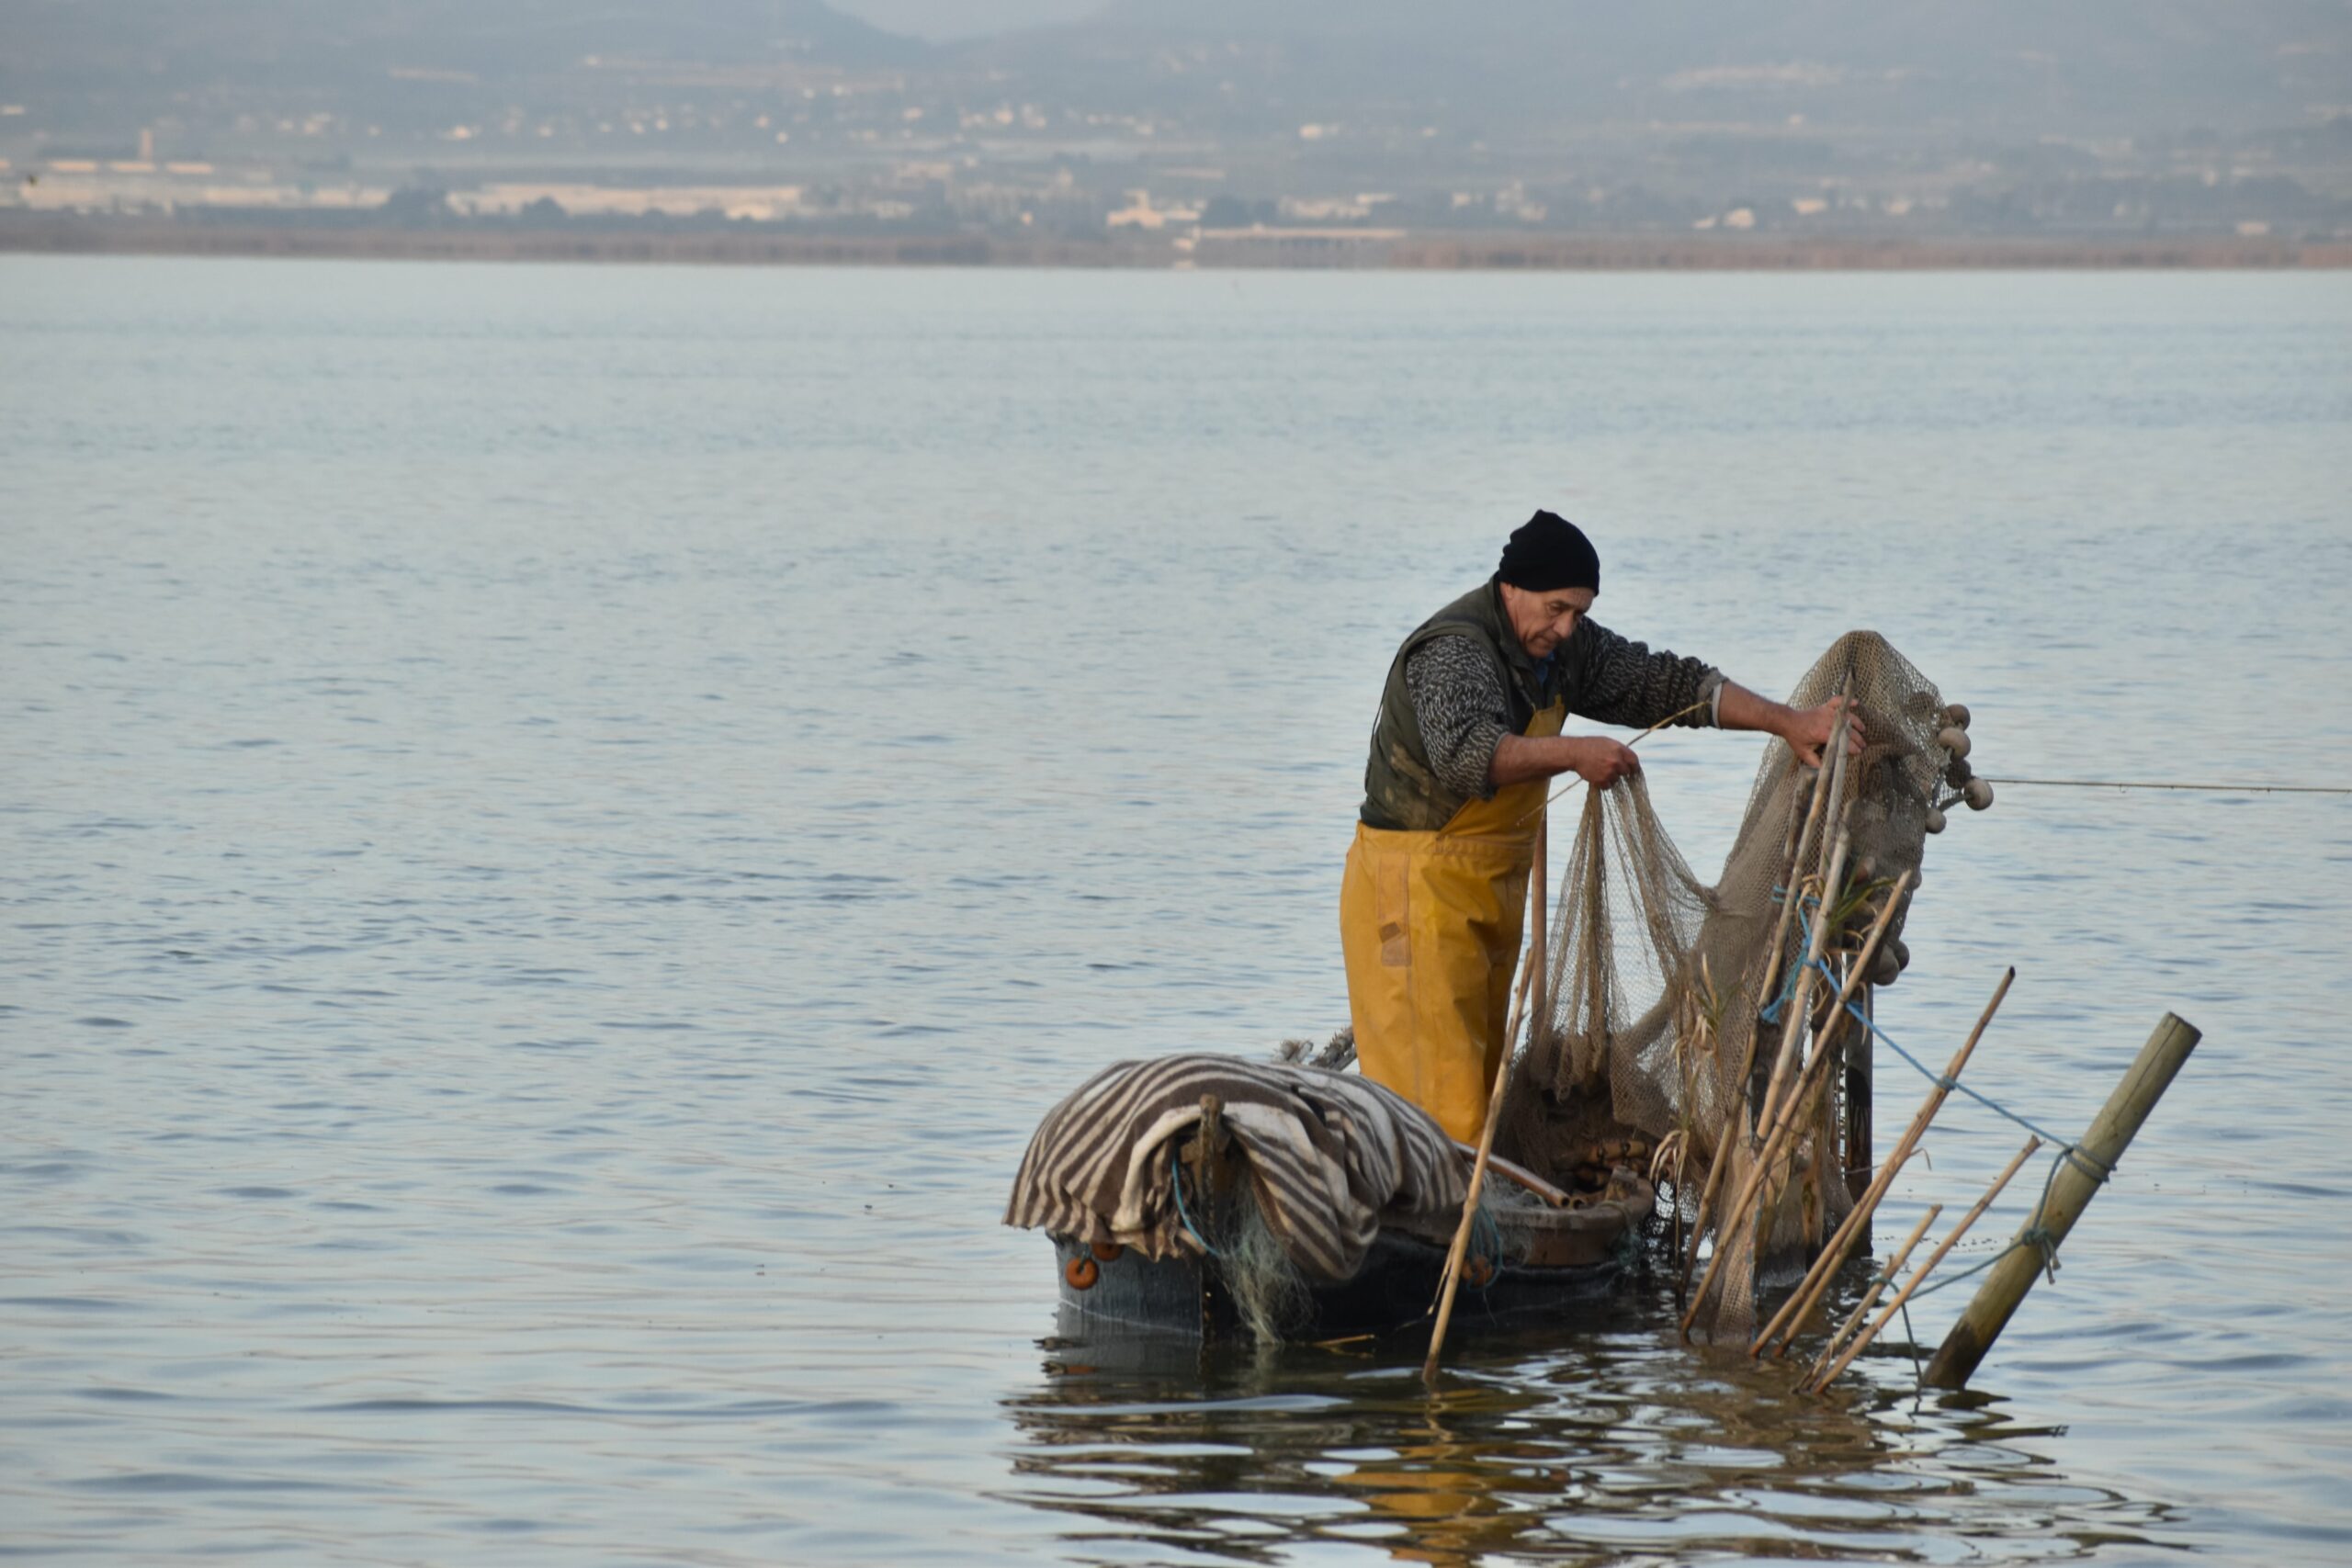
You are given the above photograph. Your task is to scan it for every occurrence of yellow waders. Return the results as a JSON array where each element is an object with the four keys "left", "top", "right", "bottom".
[{"left": 1339, "top": 702, "right": 1566, "bottom": 1144}]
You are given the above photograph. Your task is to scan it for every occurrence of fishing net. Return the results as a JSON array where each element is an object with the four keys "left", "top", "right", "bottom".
[{"left": 1495, "top": 631, "right": 1967, "bottom": 1340}]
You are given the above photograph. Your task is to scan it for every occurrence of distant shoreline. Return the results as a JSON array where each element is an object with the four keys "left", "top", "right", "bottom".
[{"left": 5, "top": 215, "right": 2346, "bottom": 270}]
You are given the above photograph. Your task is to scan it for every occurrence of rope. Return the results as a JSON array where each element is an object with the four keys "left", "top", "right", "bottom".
[
  {"left": 1898, "top": 1301, "right": 1925, "bottom": 1385},
  {"left": 1903, "top": 1148, "right": 2076, "bottom": 1297},
  {"left": 1760, "top": 904, "right": 2105, "bottom": 1182},
  {"left": 1831, "top": 974, "right": 2107, "bottom": 1184},
  {"left": 1755, "top": 889, "right": 1828, "bottom": 1025},
  {"left": 1751, "top": 909, "right": 2108, "bottom": 1305},
  {"left": 1982, "top": 775, "right": 2351, "bottom": 795},
  {"left": 1171, "top": 1162, "right": 1219, "bottom": 1260}
]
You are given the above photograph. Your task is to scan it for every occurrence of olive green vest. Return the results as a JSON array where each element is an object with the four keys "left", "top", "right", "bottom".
[{"left": 1360, "top": 578, "right": 1555, "bottom": 832}]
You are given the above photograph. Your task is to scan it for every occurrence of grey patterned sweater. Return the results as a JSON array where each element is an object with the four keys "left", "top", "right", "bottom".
[{"left": 1405, "top": 624, "right": 1725, "bottom": 804}]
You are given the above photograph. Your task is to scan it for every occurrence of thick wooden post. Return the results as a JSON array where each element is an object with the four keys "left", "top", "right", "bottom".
[
  {"left": 1921, "top": 1012, "right": 2201, "bottom": 1390},
  {"left": 1844, "top": 987, "right": 1874, "bottom": 1204}
]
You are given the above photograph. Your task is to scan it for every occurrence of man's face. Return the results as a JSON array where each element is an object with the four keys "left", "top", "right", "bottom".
[{"left": 1500, "top": 582, "right": 1597, "bottom": 660}]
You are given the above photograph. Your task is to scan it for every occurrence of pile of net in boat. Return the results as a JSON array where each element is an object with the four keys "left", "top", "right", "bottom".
[{"left": 1495, "top": 630, "right": 1979, "bottom": 1340}]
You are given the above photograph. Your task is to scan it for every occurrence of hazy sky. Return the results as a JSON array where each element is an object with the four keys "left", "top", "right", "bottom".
[{"left": 830, "top": 0, "right": 1103, "bottom": 40}]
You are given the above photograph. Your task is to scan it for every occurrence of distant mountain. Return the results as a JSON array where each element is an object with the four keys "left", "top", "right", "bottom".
[
  {"left": 13, "top": 0, "right": 2343, "bottom": 136},
  {"left": 6, "top": 0, "right": 2344, "bottom": 242},
  {"left": 831, "top": 1, "right": 1104, "bottom": 41},
  {"left": 6, "top": 0, "right": 928, "bottom": 90},
  {"left": 1012, "top": 0, "right": 2352, "bottom": 135}
]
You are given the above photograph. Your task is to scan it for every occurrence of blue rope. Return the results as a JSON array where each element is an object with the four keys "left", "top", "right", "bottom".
[
  {"left": 1756, "top": 890, "right": 1820, "bottom": 1026},
  {"left": 1761, "top": 907, "right": 2109, "bottom": 1179},
  {"left": 1755, "top": 902, "right": 2110, "bottom": 1295},
  {"left": 1828, "top": 972, "right": 2107, "bottom": 1184},
  {"left": 1170, "top": 1162, "right": 1220, "bottom": 1259}
]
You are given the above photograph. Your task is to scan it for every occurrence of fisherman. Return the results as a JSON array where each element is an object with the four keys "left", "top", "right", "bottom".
[{"left": 1340, "top": 510, "right": 1857, "bottom": 1144}]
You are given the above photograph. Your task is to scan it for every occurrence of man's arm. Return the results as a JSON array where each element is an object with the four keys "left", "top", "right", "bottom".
[
  {"left": 1497, "top": 619, "right": 1718, "bottom": 791},
  {"left": 1492, "top": 688, "right": 1857, "bottom": 792},
  {"left": 1492, "top": 660, "right": 1860, "bottom": 791},
  {"left": 1489, "top": 731, "right": 1645, "bottom": 791},
  {"left": 1714, "top": 682, "right": 1860, "bottom": 768}
]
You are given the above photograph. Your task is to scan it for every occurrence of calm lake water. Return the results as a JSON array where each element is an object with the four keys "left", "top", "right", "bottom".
[{"left": 4, "top": 257, "right": 2349, "bottom": 1565}]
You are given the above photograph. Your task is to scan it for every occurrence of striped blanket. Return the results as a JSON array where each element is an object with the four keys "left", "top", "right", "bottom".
[{"left": 1003, "top": 1055, "right": 1468, "bottom": 1281}]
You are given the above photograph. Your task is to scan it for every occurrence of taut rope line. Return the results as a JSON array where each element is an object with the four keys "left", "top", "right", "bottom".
[{"left": 1982, "top": 776, "right": 2351, "bottom": 795}]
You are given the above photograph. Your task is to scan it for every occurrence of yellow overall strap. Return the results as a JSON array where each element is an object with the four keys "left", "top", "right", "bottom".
[{"left": 1340, "top": 702, "right": 1566, "bottom": 1143}]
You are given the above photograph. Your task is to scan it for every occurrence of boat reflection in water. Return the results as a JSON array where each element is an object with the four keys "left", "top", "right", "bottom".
[{"left": 999, "top": 1286, "right": 2180, "bottom": 1564}]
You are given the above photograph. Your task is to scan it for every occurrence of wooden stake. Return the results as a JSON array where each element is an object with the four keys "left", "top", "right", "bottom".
[
  {"left": 1679, "top": 861, "right": 1905, "bottom": 1337},
  {"left": 1752, "top": 682, "right": 1854, "bottom": 1057},
  {"left": 1423, "top": 815, "right": 1547, "bottom": 1385},
  {"left": 1754, "top": 750, "right": 1837, "bottom": 1052},
  {"left": 1680, "top": 822, "right": 1847, "bottom": 1303},
  {"left": 1530, "top": 800, "right": 1550, "bottom": 1064},
  {"left": 1921, "top": 1013, "right": 2202, "bottom": 1390},
  {"left": 1758, "top": 800, "right": 1854, "bottom": 1133},
  {"left": 1680, "top": 685, "right": 1855, "bottom": 1304},
  {"left": 1754, "top": 967, "right": 2014, "bottom": 1357},
  {"left": 1842, "top": 985, "right": 1876, "bottom": 1202},
  {"left": 1807, "top": 1135, "right": 2041, "bottom": 1391},
  {"left": 1804, "top": 1203, "right": 1941, "bottom": 1385},
  {"left": 1683, "top": 760, "right": 1833, "bottom": 1298},
  {"left": 1802, "top": 976, "right": 1838, "bottom": 1255},
  {"left": 1681, "top": 998, "right": 1850, "bottom": 1337}
]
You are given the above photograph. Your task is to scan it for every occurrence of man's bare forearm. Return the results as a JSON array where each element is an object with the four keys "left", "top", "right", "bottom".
[
  {"left": 1713, "top": 681, "right": 1799, "bottom": 739},
  {"left": 1489, "top": 733, "right": 1638, "bottom": 791},
  {"left": 1718, "top": 682, "right": 1860, "bottom": 767}
]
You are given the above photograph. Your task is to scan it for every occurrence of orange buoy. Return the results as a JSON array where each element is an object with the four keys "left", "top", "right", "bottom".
[
  {"left": 1090, "top": 1240, "right": 1125, "bottom": 1262},
  {"left": 1064, "top": 1255, "right": 1100, "bottom": 1291}
]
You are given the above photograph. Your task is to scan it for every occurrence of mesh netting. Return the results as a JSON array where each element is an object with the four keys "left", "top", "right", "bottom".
[{"left": 1496, "top": 631, "right": 1960, "bottom": 1339}]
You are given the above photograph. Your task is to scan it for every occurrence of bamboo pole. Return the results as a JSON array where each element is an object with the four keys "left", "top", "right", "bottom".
[
  {"left": 1531, "top": 807, "right": 1549, "bottom": 1066},
  {"left": 1680, "top": 697, "right": 1850, "bottom": 1298},
  {"left": 1678, "top": 857, "right": 1902, "bottom": 1337},
  {"left": 1803, "top": 1203, "right": 1941, "bottom": 1385},
  {"left": 1758, "top": 823, "right": 1852, "bottom": 1134},
  {"left": 1753, "top": 749, "right": 1838, "bottom": 1056},
  {"left": 1757, "top": 716, "right": 1858, "bottom": 1129},
  {"left": 1678, "top": 1106, "right": 1738, "bottom": 1294},
  {"left": 1921, "top": 1013, "right": 2202, "bottom": 1390},
  {"left": 1680, "top": 689, "right": 1858, "bottom": 1302},
  {"left": 1679, "top": 820, "right": 1848, "bottom": 1301},
  {"left": 1754, "top": 967, "right": 2015, "bottom": 1357},
  {"left": 1680, "top": 996, "right": 1852, "bottom": 1337},
  {"left": 1681, "top": 1024, "right": 1847, "bottom": 1336},
  {"left": 1423, "top": 815, "right": 1547, "bottom": 1385},
  {"left": 1751, "top": 683, "right": 1854, "bottom": 1059},
  {"left": 1807, "top": 1135, "right": 2041, "bottom": 1391}
]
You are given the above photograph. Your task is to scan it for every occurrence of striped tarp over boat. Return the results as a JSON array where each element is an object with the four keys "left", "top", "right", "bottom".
[{"left": 1003, "top": 1055, "right": 1469, "bottom": 1281}]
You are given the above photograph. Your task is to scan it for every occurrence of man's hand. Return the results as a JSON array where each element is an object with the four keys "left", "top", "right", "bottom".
[
  {"left": 1489, "top": 732, "right": 1645, "bottom": 791},
  {"left": 1781, "top": 697, "right": 1863, "bottom": 769},
  {"left": 1565, "top": 737, "right": 1642, "bottom": 791}
]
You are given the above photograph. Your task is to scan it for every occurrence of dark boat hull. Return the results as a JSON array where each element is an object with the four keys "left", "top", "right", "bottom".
[{"left": 1052, "top": 1224, "right": 1634, "bottom": 1342}]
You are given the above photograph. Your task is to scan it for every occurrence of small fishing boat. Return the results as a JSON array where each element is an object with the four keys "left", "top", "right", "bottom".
[{"left": 1006, "top": 1053, "right": 1657, "bottom": 1342}]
